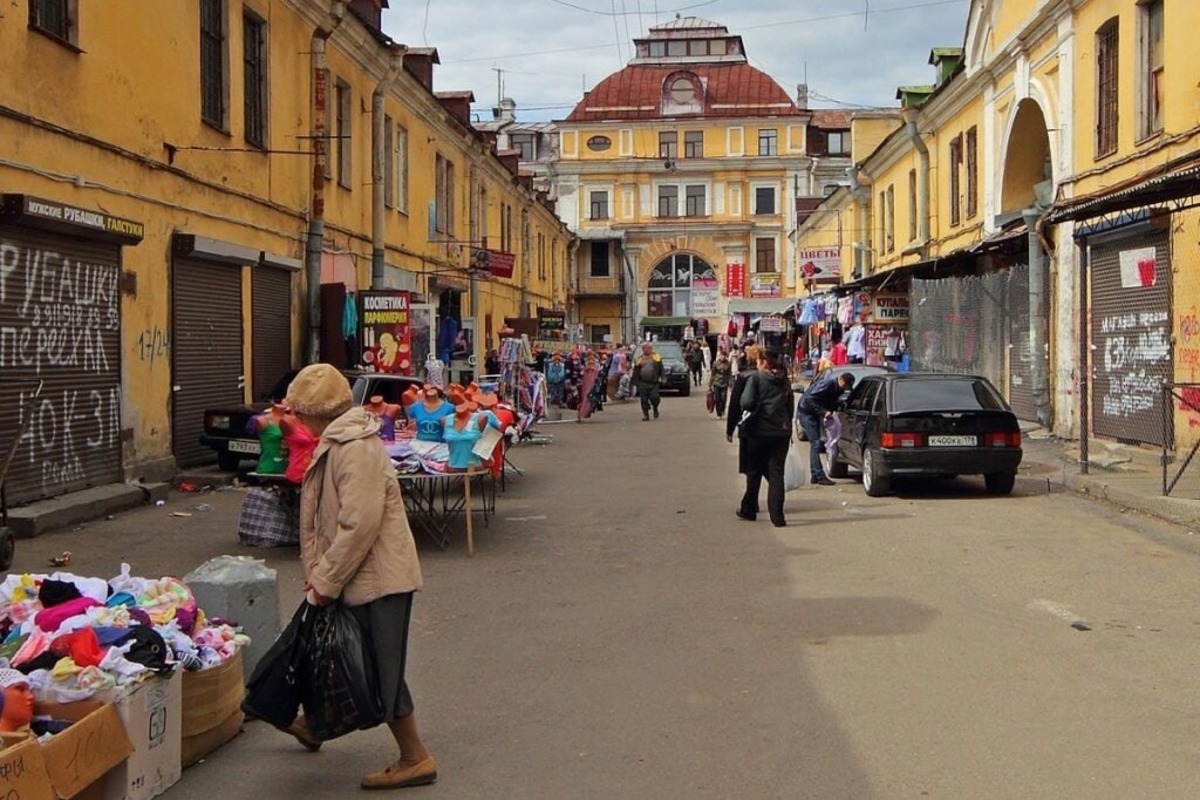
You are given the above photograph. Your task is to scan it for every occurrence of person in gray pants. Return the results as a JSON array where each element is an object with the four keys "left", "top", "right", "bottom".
[{"left": 631, "top": 342, "right": 664, "bottom": 420}]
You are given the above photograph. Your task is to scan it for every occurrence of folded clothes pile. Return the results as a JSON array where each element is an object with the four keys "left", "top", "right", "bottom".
[{"left": 0, "top": 563, "right": 249, "bottom": 703}]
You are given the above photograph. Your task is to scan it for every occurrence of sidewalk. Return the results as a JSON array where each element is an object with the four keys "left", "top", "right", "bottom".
[{"left": 1018, "top": 427, "right": 1200, "bottom": 529}]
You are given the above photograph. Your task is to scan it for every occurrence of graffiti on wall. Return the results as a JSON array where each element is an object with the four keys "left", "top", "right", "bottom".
[
  {"left": 1098, "top": 309, "right": 1170, "bottom": 418},
  {"left": 1178, "top": 305, "right": 1200, "bottom": 427}
]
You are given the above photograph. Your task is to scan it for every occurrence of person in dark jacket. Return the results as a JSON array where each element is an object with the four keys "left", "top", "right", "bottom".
[
  {"left": 725, "top": 344, "right": 762, "bottom": 486},
  {"left": 796, "top": 372, "right": 855, "bottom": 485},
  {"left": 736, "top": 347, "right": 795, "bottom": 527},
  {"left": 632, "top": 342, "right": 665, "bottom": 420}
]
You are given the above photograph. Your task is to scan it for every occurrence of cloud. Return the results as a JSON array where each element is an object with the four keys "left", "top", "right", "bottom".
[{"left": 382, "top": 0, "right": 970, "bottom": 121}]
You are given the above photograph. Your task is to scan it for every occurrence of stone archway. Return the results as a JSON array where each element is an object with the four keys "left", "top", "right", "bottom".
[
  {"left": 1000, "top": 98, "right": 1052, "bottom": 216},
  {"left": 645, "top": 251, "right": 717, "bottom": 318}
]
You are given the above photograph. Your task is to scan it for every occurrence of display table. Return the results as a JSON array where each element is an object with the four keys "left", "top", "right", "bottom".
[{"left": 396, "top": 469, "right": 496, "bottom": 555}]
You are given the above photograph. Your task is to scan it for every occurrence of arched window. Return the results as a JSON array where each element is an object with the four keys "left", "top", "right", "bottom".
[{"left": 646, "top": 253, "right": 716, "bottom": 317}]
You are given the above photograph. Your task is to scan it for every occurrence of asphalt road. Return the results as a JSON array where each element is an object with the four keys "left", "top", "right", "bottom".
[{"left": 14, "top": 388, "right": 1200, "bottom": 799}]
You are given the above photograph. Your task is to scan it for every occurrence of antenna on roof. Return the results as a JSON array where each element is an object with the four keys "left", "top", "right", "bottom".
[{"left": 863, "top": 0, "right": 871, "bottom": 31}]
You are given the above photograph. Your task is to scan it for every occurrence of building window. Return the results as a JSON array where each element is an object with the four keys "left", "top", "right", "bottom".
[
  {"left": 1140, "top": 0, "right": 1164, "bottom": 137},
  {"left": 965, "top": 127, "right": 978, "bottom": 218},
  {"left": 754, "top": 186, "right": 776, "bottom": 215},
  {"left": 199, "top": 0, "right": 227, "bottom": 129},
  {"left": 649, "top": 41, "right": 666, "bottom": 57},
  {"left": 1095, "top": 18, "right": 1119, "bottom": 157},
  {"left": 336, "top": 79, "right": 351, "bottom": 189},
  {"left": 242, "top": 13, "right": 267, "bottom": 148},
  {"left": 647, "top": 253, "right": 717, "bottom": 318},
  {"left": 590, "top": 324, "right": 611, "bottom": 344},
  {"left": 538, "top": 233, "right": 546, "bottom": 280},
  {"left": 667, "top": 40, "right": 686, "bottom": 57},
  {"left": 908, "top": 169, "right": 917, "bottom": 242},
  {"left": 886, "top": 185, "right": 895, "bottom": 253},
  {"left": 684, "top": 131, "right": 704, "bottom": 158},
  {"left": 589, "top": 190, "right": 609, "bottom": 221},
  {"left": 826, "top": 131, "right": 849, "bottom": 155},
  {"left": 29, "top": 0, "right": 76, "bottom": 46},
  {"left": 658, "top": 185, "right": 679, "bottom": 218},
  {"left": 500, "top": 203, "right": 512, "bottom": 252},
  {"left": 396, "top": 125, "right": 408, "bottom": 213},
  {"left": 659, "top": 131, "right": 678, "bottom": 159},
  {"left": 758, "top": 129, "right": 778, "bottom": 156},
  {"left": 755, "top": 238, "right": 776, "bottom": 274},
  {"left": 685, "top": 185, "right": 706, "bottom": 217},
  {"left": 434, "top": 154, "right": 455, "bottom": 234},
  {"left": 948, "top": 134, "right": 963, "bottom": 227},
  {"left": 590, "top": 241, "right": 610, "bottom": 277},
  {"left": 510, "top": 133, "right": 536, "bottom": 161},
  {"left": 384, "top": 116, "right": 395, "bottom": 208},
  {"left": 878, "top": 191, "right": 887, "bottom": 254}
]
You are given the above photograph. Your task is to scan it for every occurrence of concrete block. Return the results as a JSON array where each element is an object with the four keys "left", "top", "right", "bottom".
[
  {"left": 7, "top": 483, "right": 146, "bottom": 538},
  {"left": 131, "top": 481, "right": 172, "bottom": 504},
  {"left": 184, "top": 556, "right": 278, "bottom": 676}
]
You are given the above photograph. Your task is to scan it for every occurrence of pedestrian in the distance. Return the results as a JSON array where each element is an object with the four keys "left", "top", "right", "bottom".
[
  {"left": 708, "top": 350, "right": 733, "bottom": 418},
  {"left": 632, "top": 341, "right": 664, "bottom": 420},
  {"left": 736, "top": 347, "right": 795, "bottom": 527},
  {"left": 725, "top": 344, "right": 762, "bottom": 509},
  {"left": 284, "top": 363, "right": 437, "bottom": 790},
  {"left": 686, "top": 341, "right": 704, "bottom": 387},
  {"left": 796, "top": 370, "right": 855, "bottom": 486}
]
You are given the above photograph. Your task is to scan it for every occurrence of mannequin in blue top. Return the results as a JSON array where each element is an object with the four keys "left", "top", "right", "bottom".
[
  {"left": 442, "top": 403, "right": 494, "bottom": 470},
  {"left": 406, "top": 385, "right": 455, "bottom": 443}
]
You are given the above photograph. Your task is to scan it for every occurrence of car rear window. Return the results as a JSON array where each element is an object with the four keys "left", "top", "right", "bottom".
[{"left": 890, "top": 378, "right": 1006, "bottom": 413}]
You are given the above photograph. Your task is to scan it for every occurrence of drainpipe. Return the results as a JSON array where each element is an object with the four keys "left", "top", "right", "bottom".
[
  {"left": 372, "top": 45, "right": 407, "bottom": 289},
  {"left": 849, "top": 165, "right": 873, "bottom": 276},
  {"left": 1023, "top": 208, "right": 1052, "bottom": 428},
  {"left": 901, "top": 107, "right": 930, "bottom": 258},
  {"left": 306, "top": 1, "right": 347, "bottom": 363},
  {"left": 621, "top": 243, "right": 638, "bottom": 344}
]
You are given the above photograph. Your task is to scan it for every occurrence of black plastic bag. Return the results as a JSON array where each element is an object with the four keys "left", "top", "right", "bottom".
[
  {"left": 242, "top": 601, "right": 311, "bottom": 729},
  {"left": 301, "top": 601, "right": 385, "bottom": 741}
]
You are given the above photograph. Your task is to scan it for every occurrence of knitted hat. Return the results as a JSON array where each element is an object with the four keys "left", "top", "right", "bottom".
[
  {"left": 286, "top": 364, "right": 353, "bottom": 418},
  {"left": 0, "top": 669, "right": 28, "bottom": 690}
]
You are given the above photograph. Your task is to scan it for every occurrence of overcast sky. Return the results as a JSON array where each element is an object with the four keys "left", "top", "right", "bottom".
[{"left": 381, "top": 0, "right": 972, "bottom": 122}]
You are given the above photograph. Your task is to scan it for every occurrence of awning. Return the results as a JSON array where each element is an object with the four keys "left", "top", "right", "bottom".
[
  {"left": 837, "top": 226, "right": 1028, "bottom": 291},
  {"left": 1047, "top": 153, "right": 1200, "bottom": 223},
  {"left": 726, "top": 297, "right": 796, "bottom": 314},
  {"left": 640, "top": 316, "right": 692, "bottom": 327}
]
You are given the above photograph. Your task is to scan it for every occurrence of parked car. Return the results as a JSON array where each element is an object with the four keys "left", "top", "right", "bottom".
[
  {"left": 201, "top": 370, "right": 423, "bottom": 470},
  {"left": 795, "top": 364, "right": 889, "bottom": 441},
  {"left": 826, "top": 373, "right": 1023, "bottom": 497},
  {"left": 651, "top": 341, "right": 691, "bottom": 396}
]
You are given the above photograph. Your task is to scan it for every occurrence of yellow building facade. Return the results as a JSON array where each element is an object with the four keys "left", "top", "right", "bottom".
[{"left": 0, "top": 0, "right": 569, "bottom": 504}]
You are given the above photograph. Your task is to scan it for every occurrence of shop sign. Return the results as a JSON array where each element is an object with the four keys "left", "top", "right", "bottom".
[
  {"left": 725, "top": 263, "right": 746, "bottom": 297},
  {"left": 470, "top": 248, "right": 516, "bottom": 279},
  {"left": 537, "top": 307, "right": 566, "bottom": 330},
  {"left": 797, "top": 247, "right": 841, "bottom": 283},
  {"left": 359, "top": 290, "right": 413, "bottom": 374},
  {"left": 758, "top": 316, "right": 787, "bottom": 333},
  {"left": 871, "top": 292, "right": 909, "bottom": 322},
  {"left": 1, "top": 194, "right": 144, "bottom": 243},
  {"left": 1118, "top": 247, "right": 1158, "bottom": 288},
  {"left": 692, "top": 276, "right": 718, "bottom": 316},
  {"left": 749, "top": 273, "right": 782, "bottom": 298}
]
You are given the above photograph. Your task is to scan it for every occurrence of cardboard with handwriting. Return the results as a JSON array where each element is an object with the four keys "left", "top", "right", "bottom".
[
  {"left": 103, "top": 671, "right": 182, "bottom": 800},
  {"left": 1, "top": 700, "right": 134, "bottom": 800}
]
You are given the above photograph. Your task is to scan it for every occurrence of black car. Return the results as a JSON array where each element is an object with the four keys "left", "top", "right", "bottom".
[
  {"left": 827, "top": 373, "right": 1023, "bottom": 497},
  {"left": 650, "top": 341, "right": 691, "bottom": 396},
  {"left": 201, "top": 370, "right": 423, "bottom": 470}
]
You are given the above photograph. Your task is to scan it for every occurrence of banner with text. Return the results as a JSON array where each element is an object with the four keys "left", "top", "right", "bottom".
[{"left": 359, "top": 290, "right": 413, "bottom": 374}]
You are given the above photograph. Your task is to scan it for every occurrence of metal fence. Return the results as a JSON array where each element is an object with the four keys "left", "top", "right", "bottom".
[{"left": 1163, "top": 383, "right": 1200, "bottom": 496}]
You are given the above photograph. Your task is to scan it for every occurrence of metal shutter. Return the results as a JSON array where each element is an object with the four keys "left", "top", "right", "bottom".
[
  {"left": 1006, "top": 263, "right": 1039, "bottom": 421},
  {"left": 0, "top": 227, "right": 123, "bottom": 503},
  {"left": 1089, "top": 228, "right": 1172, "bottom": 446},
  {"left": 251, "top": 266, "right": 292, "bottom": 400},
  {"left": 171, "top": 258, "right": 244, "bottom": 466}
]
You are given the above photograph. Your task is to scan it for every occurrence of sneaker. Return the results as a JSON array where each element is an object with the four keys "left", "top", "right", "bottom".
[
  {"left": 735, "top": 508, "right": 756, "bottom": 521},
  {"left": 814, "top": 477, "right": 836, "bottom": 486}
]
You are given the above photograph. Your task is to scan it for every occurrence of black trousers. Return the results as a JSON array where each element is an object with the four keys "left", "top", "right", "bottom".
[
  {"left": 637, "top": 384, "right": 661, "bottom": 415},
  {"left": 739, "top": 436, "right": 790, "bottom": 524},
  {"left": 713, "top": 385, "right": 728, "bottom": 417}
]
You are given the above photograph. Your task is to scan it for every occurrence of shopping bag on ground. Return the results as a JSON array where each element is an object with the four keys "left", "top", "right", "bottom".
[
  {"left": 302, "top": 601, "right": 386, "bottom": 741},
  {"left": 784, "top": 447, "right": 805, "bottom": 492},
  {"left": 242, "top": 600, "right": 311, "bottom": 728},
  {"left": 705, "top": 389, "right": 716, "bottom": 413}
]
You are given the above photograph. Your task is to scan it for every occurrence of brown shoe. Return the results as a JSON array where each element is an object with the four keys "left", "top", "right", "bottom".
[
  {"left": 283, "top": 716, "right": 322, "bottom": 752},
  {"left": 361, "top": 756, "right": 438, "bottom": 790}
]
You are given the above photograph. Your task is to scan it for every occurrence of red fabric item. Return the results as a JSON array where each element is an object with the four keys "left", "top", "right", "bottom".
[
  {"left": 831, "top": 342, "right": 848, "bottom": 366},
  {"left": 48, "top": 628, "right": 105, "bottom": 668},
  {"left": 34, "top": 598, "right": 101, "bottom": 633},
  {"left": 283, "top": 424, "right": 319, "bottom": 484}
]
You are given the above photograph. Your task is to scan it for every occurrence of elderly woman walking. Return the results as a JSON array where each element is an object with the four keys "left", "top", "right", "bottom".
[{"left": 283, "top": 363, "right": 437, "bottom": 790}]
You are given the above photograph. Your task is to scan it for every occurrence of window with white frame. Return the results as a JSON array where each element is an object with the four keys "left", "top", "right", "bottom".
[
  {"left": 826, "top": 131, "right": 849, "bottom": 155},
  {"left": 758, "top": 129, "right": 778, "bottom": 156},
  {"left": 685, "top": 185, "right": 706, "bottom": 217},
  {"left": 754, "top": 237, "right": 776, "bottom": 274},
  {"left": 1139, "top": 0, "right": 1164, "bottom": 137},
  {"left": 510, "top": 133, "right": 537, "bottom": 161},
  {"left": 684, "top": 131, "right": 704, "bottom": 158},
  {"left": 753, "top": 186, "right": 776, "bottom": 215},
  {"left": 659, "top": 131, "right": 678, "bottom": 159},
  {"left": 658, "top": 185, "right": 679, "bottom": 218},
  {"left": 589, "top": 190, "right": 609, "bottom": 220}
]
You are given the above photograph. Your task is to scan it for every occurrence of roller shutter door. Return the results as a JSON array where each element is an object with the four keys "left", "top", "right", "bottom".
[
  {"left": 251, "top": 267, "right": 292, "bottom": 400},
  {"left": 172, "top": 258, "right": 244, "bottom": 466},
  {"left": 1089, "top": 228, "right": 1172, "bottom": 446},
  {"left": 0, "top": 227, "right": 123, "bottom": 503},
  {"left": 1006, "top": 264, "right": 1038, "bottom": 421}
]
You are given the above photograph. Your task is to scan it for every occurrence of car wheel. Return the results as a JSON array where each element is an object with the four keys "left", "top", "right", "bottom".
[
  {"left": 826, "top": 446, "right": 849, "bottom": 479},
  {"left": 861, "top": 448, "right": 890, "bottom": 497},
  {"left": 217, "top": 452, "right": 243, "bottom": 472},
  {"left": 984, "top": 470, "right": 1016, "bottom": 495}
]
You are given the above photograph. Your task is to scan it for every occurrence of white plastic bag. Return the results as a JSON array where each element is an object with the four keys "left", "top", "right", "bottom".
[{"left": 784, "top": 447, "right": 805, "bottom": 492}]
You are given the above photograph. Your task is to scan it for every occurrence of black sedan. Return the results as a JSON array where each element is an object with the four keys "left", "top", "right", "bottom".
[
  {"left": 827, "top": 373, "right": 1023, "bottom": 496},
  {"left": 650, "top": 341, "right": 692, "bottom": 396}
]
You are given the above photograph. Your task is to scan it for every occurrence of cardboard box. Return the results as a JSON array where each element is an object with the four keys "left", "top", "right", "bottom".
[
  {"left": 180, "top": 709, "right": 243, "bottom": 769},
  {"left": 181, "top": 652, "right": 244, "bottom": 738},
  {"left": 103, "top": 671, "right": 182, "bottom": 800},
  {"left": 0, "top": 700, "right": 134, "bottom": 800}
]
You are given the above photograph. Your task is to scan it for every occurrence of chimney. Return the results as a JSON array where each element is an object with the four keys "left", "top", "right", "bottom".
[
  {"left": 349, "top": 0, "right": 385, "bottom": 29},
  {"left": 496, "top": 150, "right": 520, "bottom": 177},
  {"left": 796, "top": 83, "right": 809, "bottom": 110},
  {"left": 403, "top": 47, "right": 439, "bottom": 92},
  {"left": 435, "top": 91, "right": 475, "bottom": 126},
  {"left": 495, "top": 97, "right": 517, "bottom": 123}
]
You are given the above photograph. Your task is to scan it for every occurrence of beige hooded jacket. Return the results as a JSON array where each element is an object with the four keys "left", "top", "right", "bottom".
[{"left": 299, "top": 406, "right": 423, "bottom": 606}]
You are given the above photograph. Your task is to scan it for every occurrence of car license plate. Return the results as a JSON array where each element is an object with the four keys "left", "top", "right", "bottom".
[
  {"left": 227, "top": 440, "right": 261, "bottom": 454},
  {"left": 928, "top": 435, "right": 976, "bottom": 447}
]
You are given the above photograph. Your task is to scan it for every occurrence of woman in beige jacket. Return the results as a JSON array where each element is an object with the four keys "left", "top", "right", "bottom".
[{"left": 284, "top": 363, "right": 436, "bottom": 790}]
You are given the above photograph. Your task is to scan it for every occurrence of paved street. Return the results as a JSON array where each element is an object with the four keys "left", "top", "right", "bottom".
[{"left": 15, "top": 391, "right": 1200, "bottom": 799}]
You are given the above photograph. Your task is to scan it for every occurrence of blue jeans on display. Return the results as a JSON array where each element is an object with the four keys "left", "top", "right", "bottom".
[{"left": 798, "top": 410, "right": 826, "bottom": 481}]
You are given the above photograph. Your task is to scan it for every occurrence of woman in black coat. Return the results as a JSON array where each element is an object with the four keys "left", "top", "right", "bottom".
[
  {"left": 724, "top": 344, "right": 762, "bottom": 498},
  {"left": 735, "top": 347, "right": 795, "bottom": 528}
]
